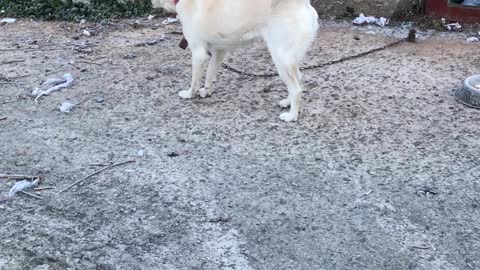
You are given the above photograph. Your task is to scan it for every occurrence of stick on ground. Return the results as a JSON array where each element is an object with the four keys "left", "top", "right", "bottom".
[
  {"left": 412, "top": 246, "right": 431, "bottom": 250},
  {"left": 58, "top": 160, "right": 135, "bottom": 194},
  {"left": 20, "top": 190, "right": 43, "bottom": 199},
  {"left": 0, "top": 97, "right": 26, "bottom": 105},
  {"left": 34, "top": 186, "right": 56, "bottom": 191},
  {"left": 76, "top": 60, "right": 103, "bottom": 66},
  {"left": 0, "top": 174, "right": 41, "bottom": 181},
  {"left": 0, "top": 59, "right": 25, "bottom": 65}
]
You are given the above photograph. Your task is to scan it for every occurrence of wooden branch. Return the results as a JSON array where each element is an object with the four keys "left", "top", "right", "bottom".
[
  {"left": 58, "top": 160, "right": 135, "bottom": 193},
  {"left": 20, "top": 191, "right": 43, "bottom": 199},
  {"left": 0, "top": 174, "right": 41, "bottom": 181},
  {"left": 0, "top": 60, "right": 25, "bottom": 65}
]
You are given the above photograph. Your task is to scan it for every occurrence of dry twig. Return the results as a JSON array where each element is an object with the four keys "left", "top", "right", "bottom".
[
  {"left": 0, "top": 48, "right": 62, "bottom": 52},
  {"left": 76, "top": 60, "right": 103, "bottom": 66},
  {"left": 34, "top": 186, "right": 56, "bottom": 191},
  {"left": 20, "top": 191, "right": 43, "bottom": 199},
  {"left": 0, "top": 98, "right": 24, "bottom": 105},
  {"left": 412, "top": 246, "right": 431, "bottom": 250},
  {"left": 90, "top": 163, "right": 113, "bottom": 167},
  {"left": 58, "top": 160, "right": 135, "bottom": 193},
  {"left": 0, "top": 74, "right": 32, "bottom": 82},
  {"left": 0, "top": 174, "right": 41, "bottom": 181},
  {"left": 0, "top": 59, "right": 25, "bottom": 65}
]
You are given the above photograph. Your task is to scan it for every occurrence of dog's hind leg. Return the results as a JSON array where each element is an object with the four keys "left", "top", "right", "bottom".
[
  {"left": 265, "top": 31, "right": 304, "bottom": 122},
  {"left": 271, "top": 54, "right": 303, "bottom": 122},
  {"left": 199, "top": 49, "right": 227, "bottom": 98},
  {"left": 260, "top": 0, "right": 318, "bottom": 122},
  {"left": 263, "top": 2, "right": 318, "bottom": 122},
  {"left": 179, "top": 47, "right": 208, "bottom": 99}
]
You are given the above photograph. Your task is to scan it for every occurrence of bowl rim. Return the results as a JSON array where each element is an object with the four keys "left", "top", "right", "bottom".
[{"left": 464, "top": 74, "right": 480, "bottom": 94}]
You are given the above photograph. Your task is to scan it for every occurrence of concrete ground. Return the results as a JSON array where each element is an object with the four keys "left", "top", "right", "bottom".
[{"left": 0, "top": 18, "right": 479, "bottom": 270}]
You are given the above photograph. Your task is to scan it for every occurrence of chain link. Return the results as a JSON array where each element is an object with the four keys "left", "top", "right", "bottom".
[{"left": 209, "top": 30, "right": 415, "bottom": 78}]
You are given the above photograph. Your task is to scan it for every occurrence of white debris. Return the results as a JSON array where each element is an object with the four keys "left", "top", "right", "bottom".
[
  {"left": 353, "top": 13, "right": 388, "bottom": 27},
  {"left": 137, "top": 149, "right": 144, "bottom": 157},
  {"left": 0, "top": 18, "right": 16, "bottom": 24},
  {"left": 441, "top": 18, "right": 462, "bottom": 31},
  {"left": 147, "top": 15, "right": 155, "bottom": 20},
  {"left": 32, "top": 73, "right": 74, "bottom": 102},
  {"left": 353, "top": 14, "right": 376, "bottom": 24},
  {"left": 82, "top": 29, "right": 91, "bottom": 37},
  {"left": 43, "top": 77, "right": 66, "bottom": 85},
  {"left": 59, "top": 101, "right": 76, "bottom": 113},
  {"left": 80, "top": 19, "right": 86, "bottom": 24},
  {"left": 162, "top": 16, "right": 179, "bottom": 25},
  {"left": 375, "top": 17, "right": 388, "bottom": 27},
  {"left": 466, "top": 37, "right": 479, "bottom": 43},
  {"left": 445, "top": 23, "right": 462, "bottom": 31},
  {"left": 8, "top": 179, "right": 39, "bottom": 197}
]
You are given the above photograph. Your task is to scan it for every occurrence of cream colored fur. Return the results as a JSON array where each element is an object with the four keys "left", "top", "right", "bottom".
[{"left": 176, "top": 0, "right": 319, "bottom": 122}]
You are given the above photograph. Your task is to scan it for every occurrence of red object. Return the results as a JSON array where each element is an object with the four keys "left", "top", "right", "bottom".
[
  {"left": 174, "top": 0, "right": 188, "bottom": 49},
  {"left": 425, "top": 0, "right": 480, "bottom": 23},
  {"left": 179, "top": 37, "right": 189, "bottom": 50}
]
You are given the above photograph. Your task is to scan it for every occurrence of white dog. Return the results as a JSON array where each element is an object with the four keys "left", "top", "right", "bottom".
[{"left": 176, "top": 0, "right": 319, "bottom": 122}]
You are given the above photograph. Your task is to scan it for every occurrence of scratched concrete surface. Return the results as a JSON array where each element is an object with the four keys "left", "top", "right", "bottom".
[{"left": 0, "top": 18, "right": 480, "bottom": 270}]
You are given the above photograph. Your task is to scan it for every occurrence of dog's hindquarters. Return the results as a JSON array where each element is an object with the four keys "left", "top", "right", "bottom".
[{"left": 262, "top": 0, "right": 318, "bottom": 122}]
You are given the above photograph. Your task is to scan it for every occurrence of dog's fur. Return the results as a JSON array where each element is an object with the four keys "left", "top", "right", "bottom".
[{"left": 176, "top": 0, "right": 319, "bottom": 122}]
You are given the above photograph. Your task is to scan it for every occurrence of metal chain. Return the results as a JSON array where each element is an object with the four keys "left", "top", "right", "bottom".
[{"left": 210, "top": 30, "right": 416, "bottom": 78}]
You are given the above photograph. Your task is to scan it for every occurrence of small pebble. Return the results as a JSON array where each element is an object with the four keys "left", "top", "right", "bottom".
[
  {"left": 167, "top": 152, "right": 179, "bottom": 157},
  {"left": 94, "top": 96, "right": 105, "bottom": 103},
  {"left": 123, "top": 52, "right": 137, "bottom": 59}
]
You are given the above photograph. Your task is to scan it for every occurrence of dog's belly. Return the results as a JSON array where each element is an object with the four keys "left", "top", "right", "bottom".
[{"left": 205, "top": 29, "right": 263, "bottom": 49}]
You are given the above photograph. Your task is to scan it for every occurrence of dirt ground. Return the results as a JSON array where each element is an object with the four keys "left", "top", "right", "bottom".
[{"left": 1, "top": 17, "right": 480, "bottom": 270}]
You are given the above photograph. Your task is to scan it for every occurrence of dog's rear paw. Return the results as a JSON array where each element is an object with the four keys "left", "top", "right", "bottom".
[
  {"left": 279, "top": 112, "right": 298, "bottom": 122},
  {"left": 179, "top": 90, "right": 194, "bottom": 99},
  {"left": 279, "top": 98, "right": 290, "bottom": 108},
  {"left": 199, "top": 88, "right": 210, "bottom": 98}
]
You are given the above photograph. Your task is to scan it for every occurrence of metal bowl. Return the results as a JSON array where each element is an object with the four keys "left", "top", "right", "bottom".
[{"left": 454, "top": 74, "right": 480, "bottom": 109}]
